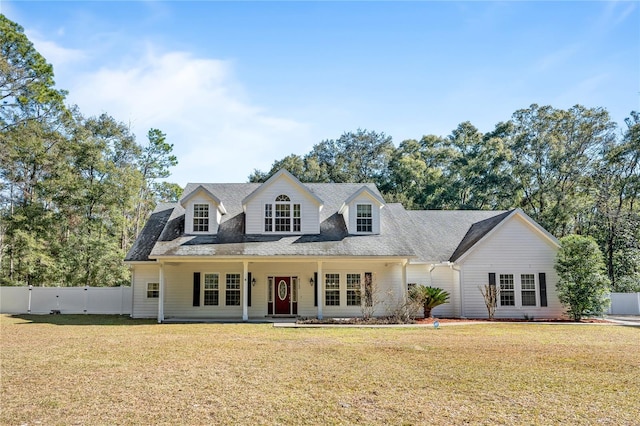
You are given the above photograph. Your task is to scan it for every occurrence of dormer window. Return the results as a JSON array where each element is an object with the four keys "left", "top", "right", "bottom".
[
  {"left": 193, "top": 203, "right": 209, "bottom": 232},
  {"left": 356, "top": 204, "right": 373, "bottom": 233},
  {"left": 264, "top": 194, "right": 301, "bottom": 233}
]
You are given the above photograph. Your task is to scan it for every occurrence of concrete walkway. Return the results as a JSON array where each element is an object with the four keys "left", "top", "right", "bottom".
[{"left": 605, "top": 315, "right": 640, "bottom": 326}]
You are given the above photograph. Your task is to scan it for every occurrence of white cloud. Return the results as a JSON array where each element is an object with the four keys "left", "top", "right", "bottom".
[
  {"left": 25, "top": 30, "right": 86, "bottom": 66},
  {"left": 66, "top": 48, "right": 311, "bottom": 185}
]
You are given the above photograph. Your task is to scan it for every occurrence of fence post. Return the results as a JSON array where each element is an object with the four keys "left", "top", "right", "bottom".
[
  {"left": 84, "top": 286, "right": 88, "bottom": 314},
  {"left": 27, "top": 285, "right": 33, "bottom": 314}
]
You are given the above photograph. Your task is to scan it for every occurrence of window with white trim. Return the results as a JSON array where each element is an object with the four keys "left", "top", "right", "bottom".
[
  {"left": 193, "top": 203, "right": 209, "bottom": 232},
  {"left": 356, "top": 204, "right": 372, "bottom": 232},
  {"left": 521, "top": 274, "right": 536, "bottom": 306},
  {"left": 347, "top": 273, "right": 361, "bottom": 306},
  {"left": 325, "top": 273, "right": 340, "bottom": 306},
  {"left": 500, "top": 274, "right": 515, "bottom": 306},
  {"left": 147, "top": 282, "right": 159, "bottom": 298},
  {"left": 226, "top": 273, "right": 241, "bottom": 306},
  {"left": 204, "top": 273, "right": 219, "bottom": 306},
  {"left": 264, "top": 204, "right": 273, "bottom": 232},
  {"left": 264, "top": 195, "right": 301, "bottom": 233}
]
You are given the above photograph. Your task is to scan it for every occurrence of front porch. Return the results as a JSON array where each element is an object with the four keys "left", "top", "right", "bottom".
[{"left": 149, "top": 258, "right": 409, "bottom": 323}]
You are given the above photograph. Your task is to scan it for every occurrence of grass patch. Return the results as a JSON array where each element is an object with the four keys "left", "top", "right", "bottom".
[{"left": 1, "top": 315, "right": 638, "bottom": 425}]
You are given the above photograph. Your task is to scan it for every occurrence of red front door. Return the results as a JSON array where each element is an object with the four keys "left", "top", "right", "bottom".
[{"left": 274, "top": 277, "right": 291, "bottom": 315}]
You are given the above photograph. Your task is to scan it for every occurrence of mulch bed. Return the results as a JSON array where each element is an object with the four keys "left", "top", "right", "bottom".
[
  {"left": 297, "top": 316, "right": 612, "bottom": 325},
  {"left": 415, "top": 317, "right": 611, "bottom": 324}
]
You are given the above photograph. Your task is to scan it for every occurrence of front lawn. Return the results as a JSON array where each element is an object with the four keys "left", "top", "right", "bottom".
[{"left": 1, "top": 315, "right": 638, "bottom": 425}]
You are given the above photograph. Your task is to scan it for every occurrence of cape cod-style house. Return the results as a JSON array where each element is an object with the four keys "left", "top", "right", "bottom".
[{"left": 125, "top": 169, "right": 564, "bottom": 322}]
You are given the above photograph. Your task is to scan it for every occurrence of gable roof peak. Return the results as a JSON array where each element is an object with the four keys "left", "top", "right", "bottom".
[
  {"left": 179, "top": 184, "right": 227, "bottom": 215},
  {"left": 241, "top": 168, "right": 324, "bottom": 206},
  {"left": 338, "top": 185, "right": 386, "bottom": 214}
]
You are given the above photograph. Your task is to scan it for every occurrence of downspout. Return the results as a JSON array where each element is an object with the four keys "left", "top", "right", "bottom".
[
  {"left": 316, "top": 261, "right": 323, "bottom": 320},
  {"left": 158, "top": 262, "right": 165, "bottom": 323},
  {"left": 428, "top": 264, "right": 435, "bottom": 286},
  {"left": 129, "top": 265, "right": 135, "bottom": 318}
]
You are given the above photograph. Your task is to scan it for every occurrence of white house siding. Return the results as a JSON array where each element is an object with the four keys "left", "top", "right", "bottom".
[
  {"left": 244, "top": 178, "right": 320, "bottom": 235},
  {"left": 131, "top": 264, "right": 160, "bottom": 318},
  {"left": 163, "top": 262, "right": 244, "bottom": 319},
  {"left": 406, "top": 264, "right": 458, "bottom": 318},
  {"left": 459, "top": 215, "right": 564, "bottom": 319}
]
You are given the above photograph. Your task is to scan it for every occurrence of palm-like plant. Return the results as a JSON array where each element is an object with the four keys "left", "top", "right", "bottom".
[{"left": 409, "top": 286, "right": 450, "bottom": 318}]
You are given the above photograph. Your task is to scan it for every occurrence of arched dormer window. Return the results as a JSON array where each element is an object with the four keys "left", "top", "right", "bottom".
[{"left": 264, "top": 194, "right": 300, "bottom": 232}]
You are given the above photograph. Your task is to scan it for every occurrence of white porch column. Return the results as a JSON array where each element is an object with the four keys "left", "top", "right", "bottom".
[
  {"left": 402, "top": 260, "right": 408, "bottom": 298},
  {"left": 242, "top": 261, "right": 249, "bottom": 321},
  {"left": 316, "top": 261, "right": 323, "bottom": 320},
  {"left": 158, "top": 262, "right": 165, "bottom": 323}
]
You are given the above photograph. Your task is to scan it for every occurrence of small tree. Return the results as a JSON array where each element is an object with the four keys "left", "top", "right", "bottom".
[
  {"left": 555, "top": 235, "right": 611, "bottom": 321},
  {"left": 360, "top": 273, "right": 381, "bottom": 320},
  {"left": 479, "top": 284, "right": 499, "bottom": 319},
  {"left": 409, "top": 286, "right": 450, "bottom": 318}
]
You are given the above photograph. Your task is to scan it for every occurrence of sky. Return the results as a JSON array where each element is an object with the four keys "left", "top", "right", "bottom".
[{"left": 2, "top": 1, "right": 638, "bottom": 185}]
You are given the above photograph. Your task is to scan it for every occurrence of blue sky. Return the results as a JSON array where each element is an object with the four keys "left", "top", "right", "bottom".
[{"left": 2, "top": 1, "right": 638, "bottom": 185}]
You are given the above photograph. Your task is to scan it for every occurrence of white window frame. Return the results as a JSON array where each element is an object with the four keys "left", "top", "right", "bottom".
[
  {"left": 346, "top": 273, "right": 362, "bottom": 306},
  {"left": 225, "top": 273, "right": 241, "bottom": 306},
  {"left": 325, "top": 273, "right": 340, "bottom": 306},
  {"left": 356, "top": 204, "right": 373, "bottom": 233},
  {"left": 496, "top": 272, "right": 539, "bottom": 308},
  {"left": 520, "top": 274, "right": 537, "bottom": 307},
  {"left": 193, "top": 203, "right": 209, "bottom": 233},
  {"left": 147, "top": 282, "right": 159, "bottom": 298},
  {"left": 203, "top": 273, "right": 219, "bottom": 306},
  {"left": 264, "top": 194, "right": 301, "bottom": 233},
  {"left": 499, "top": 274, "right": 515, "bottom": 306}
]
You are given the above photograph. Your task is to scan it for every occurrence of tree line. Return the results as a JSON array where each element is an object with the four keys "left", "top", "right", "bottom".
[
  {"left": 0, "top": 15, "right": 180, "bottom": 287},
  {"left": 250, "top": 109, "right": 639, "bottom": 293},
  {"left": 1, "top": 14, "right": 637, "bottom": 292}
]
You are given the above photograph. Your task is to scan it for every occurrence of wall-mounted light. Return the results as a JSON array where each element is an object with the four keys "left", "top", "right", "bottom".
[
  {"left": 252, "top": 278, "right": 257, "bottom": 287},
  {"left": 309, "top": 277, "right": 315, "bottom": 286}
]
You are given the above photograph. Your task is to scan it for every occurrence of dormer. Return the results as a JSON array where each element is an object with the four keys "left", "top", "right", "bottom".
[
  {"left": 180, "top": 185, "right": 227, "bottom": 235},
  {"left": 339, "top": 186, "right": 385, "bottom": 235},
  {"left": 242, "top": 169, "right": 324, "bottom": 235}
]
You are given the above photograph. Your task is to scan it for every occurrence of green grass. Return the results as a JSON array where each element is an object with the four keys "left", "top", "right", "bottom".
[{"left": 1, "top": 315, "right": 638, "bottom": 425}]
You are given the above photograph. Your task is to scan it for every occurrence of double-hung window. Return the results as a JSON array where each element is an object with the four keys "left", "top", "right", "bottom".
[
  {"left": 521, "top": 274, "right": 537, "bottom": 306},
  {"left": 264, "top": 204, "right": 273, "bottom": 232},
  {"left": 275, "top": 199, "right": 290, "bottom": 232},
  {"left": 347, "top": 273, "right": 362, "bottom": 306},
  {"left": 356, "top": 204, "right": 373, "bottom": 233},
  {"left": 264, "top": 195, "right": 301, "bottom": 233},
  {"left": 204, "top": 273, "right": 219, "bottom": 306},
  {"left": 147, "top": 282, "right": 159, "bottom": 298},
  {"left": 193, "top": 204, "right": 209, "bottom": 232},
  {"left": 325, "top": 273, "right": 340, "bottom": 306},
  {"left": 499, "top": 274, "right": 515, "bottom": 306},
  {"left": 226, "top": 273, "right": 241, "bottom": 306}
]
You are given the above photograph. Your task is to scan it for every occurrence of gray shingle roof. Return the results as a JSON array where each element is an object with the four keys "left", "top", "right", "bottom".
[
  {"left": 126, "top": 180, "right": 513, "bottom": 263},
  {"left": 124, "top": 203, "right": 177, "bottom": 261},
  {"left": 147, "top": 183, "right": 416, "bottom": 258},
  {"left": 405, "top": 210, "right": 510, "bottom": 263}
]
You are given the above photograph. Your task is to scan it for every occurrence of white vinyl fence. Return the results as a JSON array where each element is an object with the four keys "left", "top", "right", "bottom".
[
  {"left": 0, "top": 286, "right": 132, "bottom": 315},
  {"left": 608, "top": 292, "right": 640, "bottom": 315}
]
